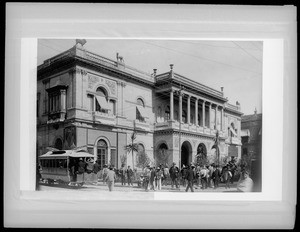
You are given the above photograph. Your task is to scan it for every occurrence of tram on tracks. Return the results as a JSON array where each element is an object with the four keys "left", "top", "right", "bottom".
[{"left": 38, "top": 149, "right": 95, "bottom": 187}]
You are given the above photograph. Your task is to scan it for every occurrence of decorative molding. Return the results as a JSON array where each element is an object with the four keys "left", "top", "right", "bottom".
[{"left": 105, "top": 79, "right": 116, "bottom": 95}]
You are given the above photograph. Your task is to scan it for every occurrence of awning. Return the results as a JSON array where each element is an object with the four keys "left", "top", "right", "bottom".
[
  {"left": 39, "top": 150, "right": 95, "bottom": 159},
  {"left": 95, "top": 95, "right": 110, "bottom": 110},
  {"left": 136, "top": 105, "right": 147, "bottom": 118},
  {"left": 228, "top": 145, "right": 238, "bottom": 157},
  {"left": 229, "top": 127, "right": 237, "bottom": 136},
  {"left": 240, "top": 129, "right": 250, "bottom": 137}
]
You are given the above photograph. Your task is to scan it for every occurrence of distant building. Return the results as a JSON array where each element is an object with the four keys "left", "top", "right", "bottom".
[
  {"left": 36, "top": 40, "right": 243, "bottom": 170},
  {"left": 241, "top": 109, "right": 262, "bottom": 191}
]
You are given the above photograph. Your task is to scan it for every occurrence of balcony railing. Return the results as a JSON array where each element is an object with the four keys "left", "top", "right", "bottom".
[
  {"left": 154, "top": 120, "right": 226, "bottom": 137},
  {"left": 134, "top": 119, "right": 150, "bottom": 131},
  {"left": 92, "top": 111, "right": 116, "bottom": 126},
  {"left": 230, "top": 136, "right": 242, "bottom": 145}
]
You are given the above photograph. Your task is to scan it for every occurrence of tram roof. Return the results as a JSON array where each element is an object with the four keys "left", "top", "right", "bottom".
[{"left": 39, "top": 150, "right": 95, "bottom": 159}]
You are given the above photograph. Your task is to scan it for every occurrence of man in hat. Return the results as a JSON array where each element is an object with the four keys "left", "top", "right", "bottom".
[
  {"left": 102, "top": 164, "right": 109, "bottom": 185},
  {"left": 126, "top": 165, "right": 134, "bottom": 186},
  {"left": 143, "top": 165, "right": 151, "bottom": 191},
  {"left": 169, "top": 162, "right": 180, "bottom": 189},
  {"left": 105, "top": 166, "right": 116, "bottom": 191},
  {"left": 120, "top": 163, "right": 127, "bottom": 186},
  {"left": 149, "top": 166, "right": 156, "bottom": 191},
  {"left": 180, "top": 164, "right": 187, "bottom": 187},
  {"left": 155, "top": 166, "right": 163, "bottom": 190},
  {"left": 185, "top": 165, "right": 195, "bottom": 192},
  {"left": 236, "top": 170, "right": 253, "bottom": 192}
]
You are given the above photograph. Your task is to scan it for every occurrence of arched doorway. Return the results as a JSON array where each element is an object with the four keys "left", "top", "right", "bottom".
[
  {"left": 181, "top": 141, "right": 192, "bottom": 168},
  {"left": 196, "top": 143, "right": 207, "bottom": 166},
  {"left": 156, "top": 143, "right": 169, "bottom": 166}
]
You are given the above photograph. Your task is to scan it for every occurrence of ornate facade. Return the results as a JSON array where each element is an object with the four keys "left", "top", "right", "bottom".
[{"left": 37, "top": 41, "right": 243, "bottom": 169}]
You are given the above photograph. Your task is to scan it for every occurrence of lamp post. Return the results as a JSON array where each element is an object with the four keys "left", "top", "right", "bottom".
[{"left": 174, "top": 83, "right": 185, "bottom": 169}]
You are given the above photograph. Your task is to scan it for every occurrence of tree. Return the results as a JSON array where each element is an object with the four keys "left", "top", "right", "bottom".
[
  {"left": 211, "top": 130, "right": 220, "bottom": 165},
  {"left": 125, "top": 131, "right": 139, "bottom": 169},
  {"left": 136, "top": 151, "right": 151, "bottom": 169}
]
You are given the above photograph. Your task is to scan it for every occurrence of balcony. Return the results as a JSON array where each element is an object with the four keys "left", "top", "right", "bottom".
[
  {"left": 92, "top": 111, "right": 116, "bottom": 126},
  {"left": 154, "top": 120, "right": 225, "bottom": 137},
  {"left": 47, "top": 111, "right": 66, "bottom": 124},
  {"left": 231, "top": 136, "right": 242, "bottom": 145}
]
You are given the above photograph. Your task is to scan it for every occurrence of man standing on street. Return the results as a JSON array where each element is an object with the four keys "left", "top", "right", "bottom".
[
  {"left": 105, "top": 166, "right": 116, "bottom": 191},
  {"left": 120, "top": 164, "right": 126, "bottom": 186},
  {"left": 200, "top": 165, "right": 208, "bottom": 190},
  {"left": 185, "top": 165, "right": 195, "bottom": 192},
  {"left": 126, "top": 165, "right": 134, "bottom": 186},
  {"left": 169, "top": 162, "right": 180, "bottom": 189}
]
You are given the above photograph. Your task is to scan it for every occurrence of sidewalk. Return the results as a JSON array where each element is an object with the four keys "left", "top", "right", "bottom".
[{"left": 47, "top": 181, "right": 238, "bottom": 192}]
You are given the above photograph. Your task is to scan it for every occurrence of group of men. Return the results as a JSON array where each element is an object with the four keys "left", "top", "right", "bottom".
[{"left": 70, "top": 158, "right": 253, "bottom": 192}]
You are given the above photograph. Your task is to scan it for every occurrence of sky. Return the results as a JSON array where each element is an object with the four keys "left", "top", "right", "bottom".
[{"left": 37, "top": 39, "right": 262, "bottom": 115}]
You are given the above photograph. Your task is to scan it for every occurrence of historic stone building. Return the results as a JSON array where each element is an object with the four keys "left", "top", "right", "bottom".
[
  {"left": 37, "top": 41, "right": 243, "bottom": 169},
  {"left": 241, "top": 110, "right": 262, "bottom": 191}
]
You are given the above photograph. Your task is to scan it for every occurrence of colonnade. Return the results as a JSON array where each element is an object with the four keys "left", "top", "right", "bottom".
[{"left": 169, "top": 90, "right": 224, "bottom": 130}]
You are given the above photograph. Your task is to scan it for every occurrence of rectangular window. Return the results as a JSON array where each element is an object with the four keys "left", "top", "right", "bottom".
[
  {"left": 110, "top": 149, "right": 117, "bottom": 167},
  {"left": 48, "top": 92, "right": 61, "bottom": 113},
  {"left": 87, "top": 95, "right": 94, "bottom": 111}
]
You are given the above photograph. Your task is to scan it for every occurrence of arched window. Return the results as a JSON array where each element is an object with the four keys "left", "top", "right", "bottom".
[
  {"left": 95, "top": 87, "right": 109, "bottom": 113},
  {"left": 136, "top": 143, "right": 149, "bottom": 168},
  {"left": 137, "top": 143, "right": 145, "bottom": 154},
  {"left": 96, "top": 87, "right": 107, "bottom": 97},
  {"left": 196, "top": 143, "right": 207, "bottom": 166},
  {"left": 156, "top": 143, "right": 169, "bottom": 165},
  {"left": 137, "top": 98, "right": 144, "bottom": 107},
  {"left": 136, "top": 98, "right": 146, "bottom": 122},
  {"left": 97, "top": 139, "right": 108, "bottom": 169}
]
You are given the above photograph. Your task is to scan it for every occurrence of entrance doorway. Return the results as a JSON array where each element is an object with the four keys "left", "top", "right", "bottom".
[{"left": 181, "top": 141, "right": 192, "bottom": 168}]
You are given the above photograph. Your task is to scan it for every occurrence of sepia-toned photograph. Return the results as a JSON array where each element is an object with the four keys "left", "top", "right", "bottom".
[{"left": 36, "top": 39, "right": 262, "bottom": 194}]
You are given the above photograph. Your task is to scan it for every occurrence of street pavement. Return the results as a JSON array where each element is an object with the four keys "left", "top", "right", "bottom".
[{"left": 39, "top": 181, "right": 238, "bottom": 193}]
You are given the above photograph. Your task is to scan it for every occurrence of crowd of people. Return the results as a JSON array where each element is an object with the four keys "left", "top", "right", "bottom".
[{"left": 66, "top": 157, "right": 253, "bottom": 192}]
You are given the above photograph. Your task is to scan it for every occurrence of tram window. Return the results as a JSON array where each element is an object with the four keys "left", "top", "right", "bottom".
[
  {"left": 44, "top": 159, "right": 48, "bottom": 168},
  {"left": 55, "top": 159, "right": 60, "bottom": 168},
  {"left": 63, "top": 160, "right": 67, "bottom": 168}
]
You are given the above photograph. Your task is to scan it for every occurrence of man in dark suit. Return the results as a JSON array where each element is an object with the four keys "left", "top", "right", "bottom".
[{"left": 185, "top": 165, "right": 195, "bottom": 192}]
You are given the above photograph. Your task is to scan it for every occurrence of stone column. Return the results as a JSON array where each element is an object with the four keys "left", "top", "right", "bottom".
[
  {"left": 221, "top": 107, "right": 224, "bottom": 131},
  {"left": 170, "top": 90, "right": 174, "bottom": 121},
  {"left": 202, "top": 100, "right": 206, "bottom": 127},
  {"left": 179, "top": 93, "right": 182, "bottom": 123},
  {"left": 215, "top": 104, "right": 218, "bottom": 130},
  {"left": 195, "top": 98, "right": 198, "bottom": 126},
  {"left": 60, "top": 89, "right": 66, "bottom": 120},
  {"left": 209, "top": 103, "right": 212, "bottom": 129},
  {"left": 187, "top": 95, "right": 191, "bottom": 124}
]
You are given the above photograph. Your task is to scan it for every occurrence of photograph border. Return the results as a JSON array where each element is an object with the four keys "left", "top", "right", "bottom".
[{"left": 4, "top": 3, "right": 297, "bottom": 229}]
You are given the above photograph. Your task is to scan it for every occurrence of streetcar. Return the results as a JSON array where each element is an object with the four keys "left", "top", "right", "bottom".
[{"left": 38, "top": 149, "right": 96, "bottom": 187}]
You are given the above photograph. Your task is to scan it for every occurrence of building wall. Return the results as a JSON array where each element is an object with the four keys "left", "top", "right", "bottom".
[{"left": 37, "top": 48, "right": 243, "bottom": 169}]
